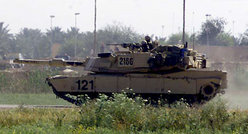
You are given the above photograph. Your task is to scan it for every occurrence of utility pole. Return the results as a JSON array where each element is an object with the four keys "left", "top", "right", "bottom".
[
  {"left": 232, "top": 20, "right": 236, "bottom": 45},
  {"left": 50, "top": 15, "right": 55, "bottom": 29},
  {"left": 75, "top": 13, "right": 80, "bottom": 28},
  {"left": 192, "top": 12, "right": 195, "bottom": 50},
  {"left": 205, "top": 14, "right": 211, "bottom": 55},
  {"left": 172, "top": 12, "right": 175, "bottom": 34},
  {"left": 74, "top": 13, "right": 80, "bottom": 58},
  {"left": 93, "top": 0, "right": 97, "bottom": 56},
  {"left": 232, "top": 20, "right": 235, "bottom": 36},
  {"left": 161, "top": 25, "right": 165, "bottom": 37},
  {"left": 182, "top": 0, "right": 185, "bottom": 45},
  {"left": 205, "top": 14, "right": 211, "bottom": 46}
]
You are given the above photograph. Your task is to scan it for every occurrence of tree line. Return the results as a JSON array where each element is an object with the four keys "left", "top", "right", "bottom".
[
  {"left": 166, "top": 18, "right": 248, "bottom": 46},
  {"left": 0, "top": 18, "right": 248, "bottom": 59},
  {"left": 0, "top": 23, "right": 142, "bottom": 59}
]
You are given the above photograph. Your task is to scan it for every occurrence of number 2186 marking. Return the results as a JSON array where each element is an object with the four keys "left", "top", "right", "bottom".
[
  {"left": 119, "top": 57, "right": 133, "bottom": 66},
  {"left": 76, "top": 80, "right": 94, "bottom": 90}
]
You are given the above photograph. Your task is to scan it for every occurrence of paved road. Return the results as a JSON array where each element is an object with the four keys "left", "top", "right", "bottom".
[{"left": 0, "top": 105, "right": 75, "bottom": 109}]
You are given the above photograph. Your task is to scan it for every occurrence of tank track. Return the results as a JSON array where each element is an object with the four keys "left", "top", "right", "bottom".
[
  {"left": 47, "top": 78, "right": 224, "bottom": 106},
  {"left": 48, "top": 81, "right": 83, "bottom": 106},
  {"left": 49, "top": 84, "right": 216, "bottom": 106}
]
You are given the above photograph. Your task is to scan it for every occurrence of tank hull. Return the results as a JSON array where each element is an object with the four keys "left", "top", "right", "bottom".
[{"left": 47, "top": 69, "right": 227, "bottom": 105}]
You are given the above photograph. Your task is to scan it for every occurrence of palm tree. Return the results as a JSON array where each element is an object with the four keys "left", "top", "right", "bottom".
[
  {"left": 15, "top": 28, "right": 50, "bottom": 58},
  {"left": 239, "top": 29, "right": 248, "bottom": 46},
  {"left": 0, "top": 22, "right": 13, "bottom": 57},
  {"left": 60, "top": 27, "right": 87, "bottom": 57},
  {"left": 46, "top": 27, "right": 65, "bottom": 45}
]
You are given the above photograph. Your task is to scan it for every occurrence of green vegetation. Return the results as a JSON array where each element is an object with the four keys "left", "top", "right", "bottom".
[
  {"left": 0, "top": 94, "right": 248, "bottom": 133},
  {"left": 0, "top": 94, "right": 70, "bottom": 105},
  {"left": 0, "top": 22, "right": 142, "bottom": 59},
  {"left": 0, "top": 108, "right": 79, "bottom": 134},
  {"left": 0, "top": 70, "right": 72, "bottom": 105},
  {"left": 165, "top": 32, "right": 190, "bottom": 45},
  {"left": 0, "top": 70, "right": 57, "bottom": 94}
]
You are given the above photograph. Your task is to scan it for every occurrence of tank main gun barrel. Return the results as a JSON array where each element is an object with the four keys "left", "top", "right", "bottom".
[{"left": 13, "top": 58, "right": 86, "bottom": 67}]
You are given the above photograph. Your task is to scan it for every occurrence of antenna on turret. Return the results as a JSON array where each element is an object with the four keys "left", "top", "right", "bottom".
[
  {"left": 182, "top": 0, "right": 186, "bottom": 45},
  {"left": 93, "top": 0, "right": 97, "bottom": 56}
]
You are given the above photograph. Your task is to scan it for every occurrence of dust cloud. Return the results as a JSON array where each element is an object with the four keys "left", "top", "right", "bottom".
[
  {"left": 209, "top": 60, "right": 248, "bottom": 110},
  {"left": 222, "top": 69, "right": 248, "bottom": 110},
  {"left": 194, "top": 45, "right": 248, "bottom": 110}
]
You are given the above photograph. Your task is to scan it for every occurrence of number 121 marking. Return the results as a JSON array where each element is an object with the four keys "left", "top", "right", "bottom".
[{"left": 76, "top": 80, "right": 94, "bottom": 90}]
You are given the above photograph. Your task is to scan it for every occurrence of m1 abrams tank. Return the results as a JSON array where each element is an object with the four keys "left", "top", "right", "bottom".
[{"left": 14, "top": 43, "right": 227, "bottom": 105}]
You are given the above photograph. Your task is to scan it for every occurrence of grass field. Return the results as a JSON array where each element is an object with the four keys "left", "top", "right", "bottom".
[
  {"left": 0, "top": 94, "right": 247, "bottom": 133},
  {"left": 0, "top": 94, "right": 70, "bottom": 105}
]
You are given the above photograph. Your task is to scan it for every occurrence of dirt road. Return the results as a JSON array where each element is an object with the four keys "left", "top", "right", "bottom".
[{"left": 0, "top": 105, "right": 75, "bottom": 109}]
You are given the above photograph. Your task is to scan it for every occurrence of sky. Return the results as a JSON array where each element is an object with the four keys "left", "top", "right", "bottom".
[{"left": 0, "top": 0, "right": 247, "bottom": 37}]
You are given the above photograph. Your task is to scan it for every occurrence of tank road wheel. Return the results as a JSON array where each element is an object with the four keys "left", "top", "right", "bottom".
[{"left": 198, "top": 84, "right": 217, "bottom": 103}]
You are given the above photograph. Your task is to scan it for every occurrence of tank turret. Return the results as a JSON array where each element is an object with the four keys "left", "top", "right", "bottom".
[{"left": 14, "top": 44, "right": 206, "bottom": 73}]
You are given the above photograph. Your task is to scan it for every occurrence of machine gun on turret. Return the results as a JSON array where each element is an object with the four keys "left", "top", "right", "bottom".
[{"left": 107, "top": 43, "right": 141, "bottom": 51}]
